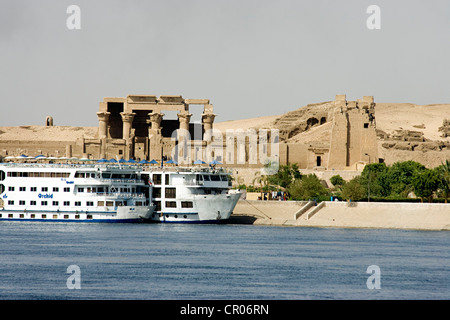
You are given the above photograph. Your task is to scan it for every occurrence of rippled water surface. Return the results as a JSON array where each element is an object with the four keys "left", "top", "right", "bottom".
[{"left": 0, "top": 222, "right": 448, "bottom": 299}]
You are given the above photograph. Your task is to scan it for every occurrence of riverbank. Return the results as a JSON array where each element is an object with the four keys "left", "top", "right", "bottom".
[{"left": 229, "top": 200, "right": 450, "bottom": 231}]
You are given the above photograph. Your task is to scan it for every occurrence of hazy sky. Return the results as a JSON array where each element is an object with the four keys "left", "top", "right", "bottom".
[{"left": 1, "top": 0, "right": 449, "bottom": 127}]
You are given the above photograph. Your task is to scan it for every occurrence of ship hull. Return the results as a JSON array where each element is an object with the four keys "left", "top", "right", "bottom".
[
  {"left": 150, "top": 192, "right": 241, "bottom": 223},
  {"left": 0, "top": 206, "right": 153, "bottom": 223}
]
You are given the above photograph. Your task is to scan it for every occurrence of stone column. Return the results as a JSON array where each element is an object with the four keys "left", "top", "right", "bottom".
[
  {"left": 177, "top": 112, "right": 192, "bottom": 131},
  {"left": 120, "top": 112, "right": 135, "bottom": 140},
  {"left": 202, "top": 113, "right": 216, "bottom": 132},
  {"left": 96, "top": 112, "right": 110, "bottom": 139},
  {"left": 147, "top": 113, "right": 164, "bottom": 161},
  {"left": 148, "top": 112, "right": 164, "bottom": 130}
]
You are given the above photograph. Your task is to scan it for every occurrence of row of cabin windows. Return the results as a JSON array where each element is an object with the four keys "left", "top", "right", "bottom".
[
  {"left": 197, "top": 174, "right": 229, "bottom": 182},
  {"left": 6, "top": 186, "right": 139, "bottom": 194},
  {"left": 8, "top": 186, "right": 71, "bottom": 192},
  {"left": 6, "top": 171, "right": 70, "bottom": 178},
  {"left": 6, "top": 200, "right": 147, "bottom": 207},
  {"left": 154, "top": 201, "right": 193, "bottom": 211},
  {"left": 76, "top": 187, "right": 136, "bottom": 193},
  {"left": 75, "top": 172, "right": 139, "bottom": 180},
  {"left": 150, "top": 174, "right": 230, "bottom": 185},
  {"left": 0, "top": 213, "right": 93, "bottom": 219}
]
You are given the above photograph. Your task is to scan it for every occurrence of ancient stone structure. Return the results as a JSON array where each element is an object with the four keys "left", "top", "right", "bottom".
[
  {"left": 327, "top": 95, "right": 378, "bottom": 170},
  {"left": 439, "top": 119, "right": 450, "bottom": 138},
  {"left": 87, "top": 95, "right": 215, "bottom": 161},
  {"left": 2, "top": 93, "right": 447, "bottom": 174},
  {"left": 45, "top": 116, "right": 53, "bottom": 126}
]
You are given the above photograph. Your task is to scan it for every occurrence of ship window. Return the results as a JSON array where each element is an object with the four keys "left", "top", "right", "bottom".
[
  {"left": 106, "top": 201, "right": 114, "bottom": 206},
  {"left": 75, "top": 215, "right": 80, "bottom": 219},
  {"left": 31, "top": 187, "right": 37, "bottom": 192},
  {"left": 0, "top": 170, "right": 5, "bottom": 181},
  {"left": 155, "top": 201, "right": 161, "bottom": 211},
  {"left": 165, "top": 201, "right": 176, "bottom": 208},
  {"left": 42, "top": 214, "right": 46, "bottom": 219},
  {"left": 210, "top": 175, "right": 220, "bottom": 181},
  {"left": 8, "top": 200, "right": 14, "bottom": 205},
  {"left": 153, "top": 187, "right": 161, "bottom": 198},
  {"left": 75, "top": 201, "right": 81, "bottom": 206},
  {"left": 42, "top": 187, "right": 48, "bottom": 192},
  {"left": 75, "top": 172, "right": 85, "bottom": 178},
  {"left": 98, "top": 201, "right": 104, "bottom": 206},
  {"left": 41, "top": 201, "right": 47, "bottom": 206},
  {"left": 8, "top": 186, "right": 14, "bottom": 191},
  {"left": 30, "top": 214, "right": 35, "bottom": 219},
  {"left": 19, "top": 200, "right": 25, "bottom": 205},
  {"left": 64, "top": 187, "right": 70, "bottom": 192},
  {"left": 64, "top": 201, "right": 70, "bottom": 206},
  {"left": 20, "top": 214, "right": 24, "bottom": 218},
  {"left": 64, "top": 215, "right": 69, "bottom": 219},
  {"left": 8, "top": 214, "right": 13, "bottom": 218},
  {"left": 53, "top": 201, "right": 59, "bottom": 206},
  {"left": 86, "top": 201, "right": 94, "bottom": 206},
  {"left": 102, "top": 173, "right": 111, "bottom": 179},
  {"left": 202, "top": 175, "right": 210, "bottom": 181},
  {"left": 53, "top": 214, "right": 58, "bottom": 219},
  {"left": 0, "top": 184, "right": 4, "bottom": 194},
  {"left": 77, "top": 188, "right": 84, "bottom": 193},
  {"left": 165, "top": 174, "right": 170, "bottom": 185},
  {"left": 30, "top": 201, "right": 36, "bottom": 206},
  {"left": 153, "top": 174, "right": 162, "bottom": 185},
  {"left": 220, "top": 175, "right": 228, "bottom": 181},
  {"left": 165, "top": 188, "right": 176, "bottom": 198},
  {"left": 87, "top": 215, "right": 93, "bottom": 219},
  {"left": 53, "top": 187, "right": 59, "bottom": 192},
  {"left": 115, "top": 201, "right": 124, "bottom": 206},
  {"left": 181, "top": 201, "right": 193, "bottom": 208}
]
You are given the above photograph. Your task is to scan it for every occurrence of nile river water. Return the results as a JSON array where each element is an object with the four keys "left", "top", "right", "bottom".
[{"left": 0, "top": 221, "right": 448, "bottom": 300}]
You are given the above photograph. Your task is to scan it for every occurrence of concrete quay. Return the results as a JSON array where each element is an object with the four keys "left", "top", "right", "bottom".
[{"left": 229, "top": 200, "right": 450, "bottom": 231}]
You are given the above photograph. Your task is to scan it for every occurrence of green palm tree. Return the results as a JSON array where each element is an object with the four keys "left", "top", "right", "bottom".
[{"left": 436, "top": 160, "right": 450, "bottom": 203}]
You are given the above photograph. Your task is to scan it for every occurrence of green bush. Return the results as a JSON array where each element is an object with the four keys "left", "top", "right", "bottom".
[{"left": 288, "top": 174, "right": 330, "bottom": 201}]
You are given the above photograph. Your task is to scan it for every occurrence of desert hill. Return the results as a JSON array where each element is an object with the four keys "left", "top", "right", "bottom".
[
  {"left": 0, "top": 101, "right": 449, "bottom": 167},
  {"left": 215, "top": 102, "right": 450, "bottom": 143},
  {"left": 215, "top": 101, "right": 450, "bottom": 168}
]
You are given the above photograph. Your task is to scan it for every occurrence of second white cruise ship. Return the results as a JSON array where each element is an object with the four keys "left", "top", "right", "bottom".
[{"left": 142, "top": 166, "right": 242, "bottom": 223}]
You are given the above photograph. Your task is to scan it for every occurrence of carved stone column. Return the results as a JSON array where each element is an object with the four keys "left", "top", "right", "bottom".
[
  {"left": 202, "top": 113, "right": 216, "bottom": 132},
  {"left": 96, "top": 112, "right": 110, "bottom": 139},
  {"left": 148, "top": 112, "right": 164, "bottom": 130},
  {"left": 177, "top": 112, "right": 192, "bottom": 131},
  {"left": 120, "top": 112, "right": 135, "bottom": 140},
  {"left": 147, "top": 112, "right": 164, "bottom": 161}
]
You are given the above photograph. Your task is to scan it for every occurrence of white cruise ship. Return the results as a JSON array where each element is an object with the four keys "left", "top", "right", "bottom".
[
  {"left": 0, "top": 163, "right": 154, "bottom": 222},
  {"left": 142, "top": 166, "right": 242, "bottom": 223}
]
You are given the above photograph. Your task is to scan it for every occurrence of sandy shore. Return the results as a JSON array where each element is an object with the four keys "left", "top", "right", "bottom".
[{"left": 230, "top": 200, "right": 450, "bottom": 231}]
